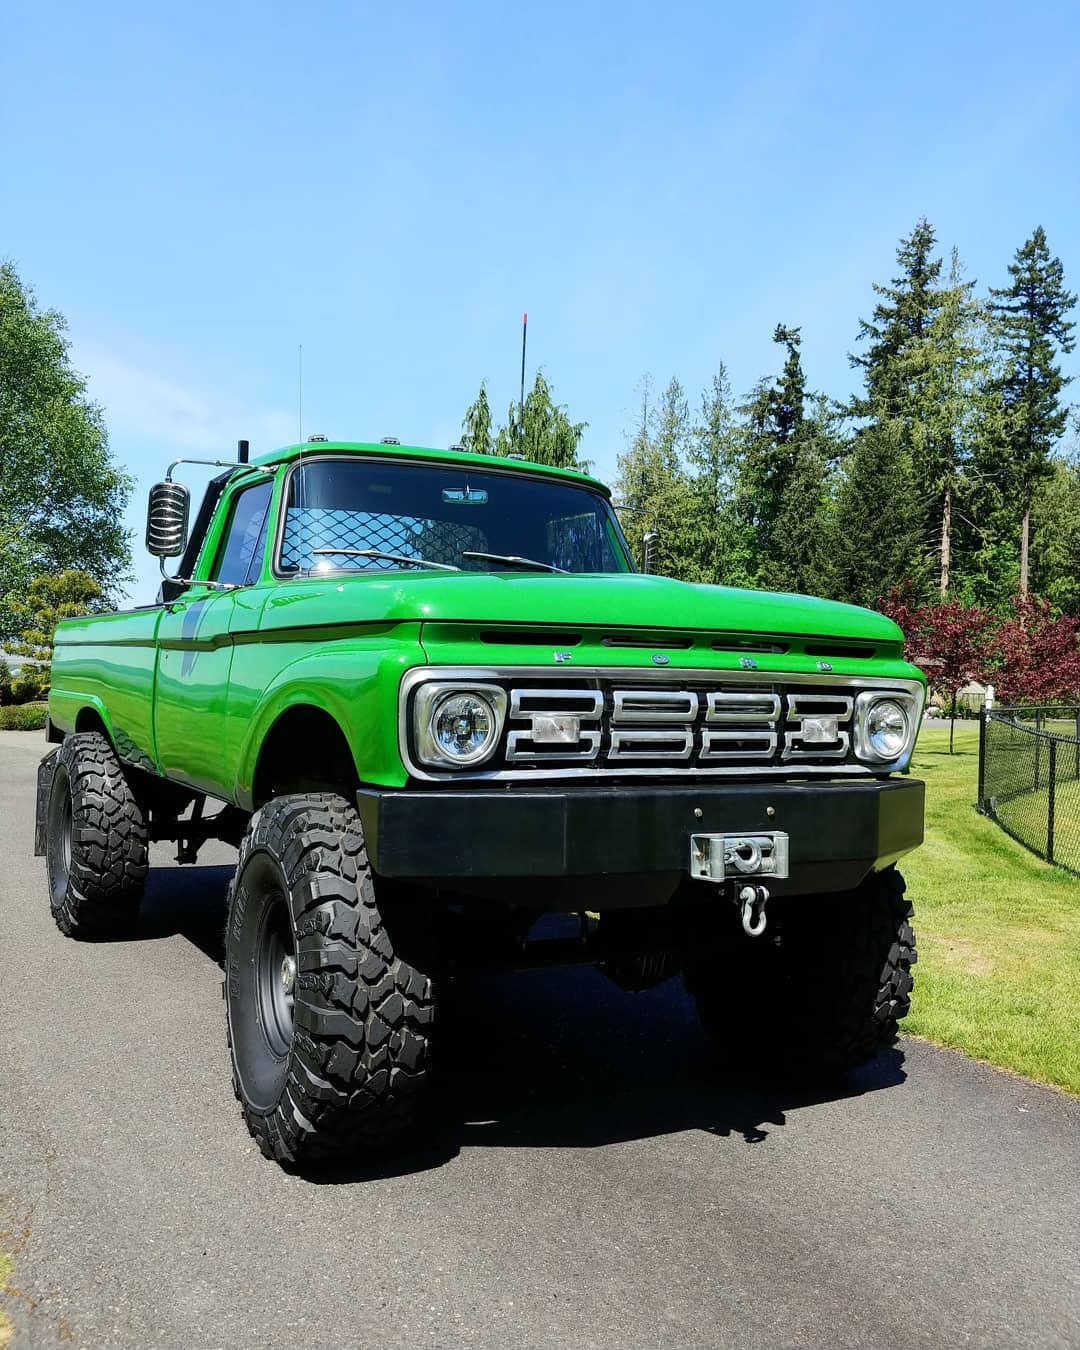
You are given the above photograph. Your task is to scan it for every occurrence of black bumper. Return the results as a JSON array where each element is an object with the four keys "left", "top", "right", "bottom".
[{"left": 356, "top": 778, "right": 924, "bottom": 897}]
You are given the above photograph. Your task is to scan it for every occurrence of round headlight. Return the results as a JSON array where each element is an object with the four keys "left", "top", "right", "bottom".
[
  {"left": 866, "top": 698, "right": 909, "bottom": 759},
  {"left": 430, "top": 691, "right": 499, "bottom": 764}
]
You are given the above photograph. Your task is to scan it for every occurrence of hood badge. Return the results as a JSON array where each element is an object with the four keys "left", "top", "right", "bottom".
[
  {"left": 554, "top": 651, "right": 573, "bottom": 663},
  {"left": 816, "top": 660, "right": 833, "bottom": 672},
  {"left": 739, "top": 656, "right": 758, "bottom": 670},
  {"left": 652, "top": 653, "right": 670, "bottom": 665}
]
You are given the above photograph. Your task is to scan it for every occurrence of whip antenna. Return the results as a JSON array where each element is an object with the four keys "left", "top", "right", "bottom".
[{"left": 518, "top": 312, "right": 528, "bottom": 449}]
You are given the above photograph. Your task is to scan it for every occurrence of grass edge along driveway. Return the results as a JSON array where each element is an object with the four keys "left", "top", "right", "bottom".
[{"left": 901, "top": 722, "right": 1080, "bottom": 1096}]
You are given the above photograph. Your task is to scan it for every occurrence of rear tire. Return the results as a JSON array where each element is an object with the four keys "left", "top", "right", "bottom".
[
  {"left": 224, "top": 793, "right": 436, "bottom": 1165},
  {"left": 686, "top": 867, "right": 917, "bottom": 1075},
  {"left": 45, "top": 731, "right": 149, "bottom": 938}
]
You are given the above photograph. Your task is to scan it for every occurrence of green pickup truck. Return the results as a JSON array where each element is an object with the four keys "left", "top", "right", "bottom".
[{"left": 35, "top": 438, "right": 925, "bottom": 1165}]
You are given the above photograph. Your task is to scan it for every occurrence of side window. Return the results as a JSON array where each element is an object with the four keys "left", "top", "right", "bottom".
[{"left": 212, "top": 480, "right": 274, "bottom": 586}]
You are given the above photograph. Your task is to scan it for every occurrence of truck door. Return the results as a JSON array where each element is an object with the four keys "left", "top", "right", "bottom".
[{"left": 154, "top": 478, "right": 274, "bottom": 797}]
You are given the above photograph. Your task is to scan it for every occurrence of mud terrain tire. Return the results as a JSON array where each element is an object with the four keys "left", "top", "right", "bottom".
[
  {"left": 686, "top": 867, "right": 916, "bottom": 1075},
  {"left": 225, "top": 793, "right": 436, "bottom": 1165},
  {"left": 45, "top": 731, "right": 149, "bottom": 938}
]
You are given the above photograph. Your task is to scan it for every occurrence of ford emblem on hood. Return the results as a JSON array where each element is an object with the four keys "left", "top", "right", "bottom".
[{"left": 652, "top": 653, "right": 670, "bottom": 665}]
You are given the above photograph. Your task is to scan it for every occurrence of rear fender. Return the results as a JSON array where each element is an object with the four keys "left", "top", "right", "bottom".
[{"left": 34, "top": 748, "right": 60, "bottom": 856}]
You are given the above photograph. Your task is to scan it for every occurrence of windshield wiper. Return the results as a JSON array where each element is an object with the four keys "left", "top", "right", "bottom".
[
  {"left": 461, "top": 551, "right": 568, "bottom": 574},
  {"left": 311, "top": 548, "right": 460, "bottom": 572}
]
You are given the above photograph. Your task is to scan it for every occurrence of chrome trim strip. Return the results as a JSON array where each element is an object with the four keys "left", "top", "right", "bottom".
[
  {"left": 782, "top": 731, "right": 851, "bottom": 762},
  {"left": 609, "top": 728, "right": 694, "bottom": 760},
  {"left": 706, "top": 691, "right": 781, "bottom": 723},
  {"left": 701, "top": 730, "right": 778, "bottom": 760},
  {"left": 612, "top": 690, "right": 699, "bottom": 723},
  {"left": 787, "top": 693, "right": 854, "bottom": 721},
  {"left": 506, "top": 729, "right": 601, "bottom": 761},
  {"left": 509, "top": 688, "right": 604, "bottom": 719}
]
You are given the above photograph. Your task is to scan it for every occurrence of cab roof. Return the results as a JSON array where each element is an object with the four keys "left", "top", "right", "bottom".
[{"left": 249, "top": 440, "right": 611, "bottom": 497}]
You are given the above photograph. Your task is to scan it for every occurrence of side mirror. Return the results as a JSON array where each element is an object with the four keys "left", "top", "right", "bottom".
[
  {"left": 145, "top": 480, "right": 190, "bottom": 558},
  {"left": 642, "top": 530, "right": 660, "bottom": 574}
]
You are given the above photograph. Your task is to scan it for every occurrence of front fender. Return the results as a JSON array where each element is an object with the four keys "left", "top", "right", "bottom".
[{"left": 230, "top": 631, "right": 427, "bottom": 809}]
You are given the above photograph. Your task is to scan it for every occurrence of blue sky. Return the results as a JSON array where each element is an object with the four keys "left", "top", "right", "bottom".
[{"left": 3, "top": 0, "right": 1079, "bottom": 602}]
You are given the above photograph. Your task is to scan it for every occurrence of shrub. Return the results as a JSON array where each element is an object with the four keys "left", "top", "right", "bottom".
[
  {"left": 9, "top": 674, "right": 43, "bottom": 705},
  {"left": 0, "top": 702, "right": 48, "bottom": 731}
]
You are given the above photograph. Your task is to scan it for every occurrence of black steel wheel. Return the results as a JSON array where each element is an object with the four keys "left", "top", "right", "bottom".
[
  {"left": 45, "top": 731, "right": 148, "bottom": 938},
  {"left": 685, "top": 867, "right": 917, "bottom": 1076},
  {"left": 224, "top": 793, "right": 437, "bottom": 1164}
]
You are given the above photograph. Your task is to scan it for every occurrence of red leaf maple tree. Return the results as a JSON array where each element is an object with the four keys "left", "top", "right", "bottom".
[
  {"left": 990, "top": 594, "right": 1080, "bottom": 704},
  {"left": 878, "top": 582, "right": 995, "bottom": 752}
]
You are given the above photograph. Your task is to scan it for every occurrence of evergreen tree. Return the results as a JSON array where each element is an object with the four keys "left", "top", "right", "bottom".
[
  {"left": 737, "top": 324, "right": 834, "bottom": 593},
  {"left": 739, "top": 325, "right": 806, "bottom": 564},
  {"left": 10, "top": 569, "right": 106, "bottom": 681},
  {"left": 460, "top": 382, "right": 493, "bottom": 455},
  {"left": 989, "top": 226, "right": 1077, "bottom": 594},
  {"left": 914, "top": 250, "right": 990, "bottom": 597},
  {"left": 763, "top": 394, "right": 843, "bottom": 596},
  {"left": 1031, "top": 451, "right": 1080, "bottom": 614},
  {"left": 613, "top": 376, "right": 695, "bottom": 574},
  {"left": 850, "top": 218, "right": 943, "bottom": 420},
  {"left": 492, "top": 370, "right": 588, "bottom": 469},
  {"left": 831, "top": 422, "right": 926, "bottom": 608},
  {"left": 684, "top": 367, "right": 753, "bottom": 586},
  {"left": 849, "top": 223, "right": 1005, "bottom": 601}
]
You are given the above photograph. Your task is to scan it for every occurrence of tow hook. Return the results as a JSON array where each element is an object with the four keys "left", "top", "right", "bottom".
[{"left": 738, "top": 883, "right": 770, "bottom": 938}]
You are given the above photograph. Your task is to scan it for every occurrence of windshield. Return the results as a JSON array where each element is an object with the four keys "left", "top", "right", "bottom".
[{"left": 277, "top": 458, "right": 632, "bottom": 575}]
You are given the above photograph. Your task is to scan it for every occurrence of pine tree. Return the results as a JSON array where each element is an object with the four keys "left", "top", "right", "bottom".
[
  {"left": 831, "top": 423, "right": 926, "bottom": 608},
  {"left": 850, "top": 218, "right": 943, "bottom": 420},
  {"left": 460, "top": 382, "right": 493, "bottom": 455},
  {"left": 492, "top": 371, "right": 587, "bottom": 469},
  {"left": 914, "top": 249, "right": 989, "bottom": 597},
  {"left": 684, "top": 367, "right": 753, "bottom": 586},
  {"left": 764, "top": 394, "right": 843, "bottom": 596},
  {"left": 737, "top": 324, "right": 834, "bottom": 593},
  {"left": 849, "top": 223, "right": 1005, "bottom": 601},
  {"left": 1031, "top": 450, "right": 1080, "bottom": 614},
  {"left": 989, "top": 226, "right": 1077, "bottom": 594},
  {"left": 739, "top": 325, "right": 806, "bottom": 564},
  {"left": 613, "top": 376, "right": 695, "bottom": 574}
]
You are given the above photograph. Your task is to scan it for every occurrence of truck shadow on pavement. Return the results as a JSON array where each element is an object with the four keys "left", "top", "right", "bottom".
[
  {"left": 134, "top": 867, "right": 908, "bottom": 1182},
  {"left": 135, "top": 863, "right": 234, "bottom": 965},
  {"left": 302, "top": 969, "right": 908, "bottom": 1185}
]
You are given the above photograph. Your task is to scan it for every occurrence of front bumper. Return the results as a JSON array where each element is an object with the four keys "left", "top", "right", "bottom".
[{"left": 356, "top": 777, "right": 924, "bottom": 898}]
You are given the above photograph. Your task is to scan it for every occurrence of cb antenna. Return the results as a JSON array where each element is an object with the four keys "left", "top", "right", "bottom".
[
  {"left": 518, "top": 312, "right": 528, "bottom": 448},
  {"left": 298, "top": 342, "right": 306, "bottom": 572}
]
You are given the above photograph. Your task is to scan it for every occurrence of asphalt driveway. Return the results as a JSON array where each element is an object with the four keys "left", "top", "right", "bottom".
[{"left": 1, "top": 730, "right": 1078, "bottom": 1348}]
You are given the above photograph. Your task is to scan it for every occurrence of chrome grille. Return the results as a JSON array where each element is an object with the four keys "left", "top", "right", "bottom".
[
  {"left": 500, "top": 680, "right": 853, "bottom": 769},
  {"left": 400, "top": 666, "right": 925, "bottom": 781}
]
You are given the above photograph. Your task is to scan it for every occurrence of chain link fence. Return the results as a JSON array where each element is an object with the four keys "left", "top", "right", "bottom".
[{"left": 978, "top": 705, "right": 1080, "bottom": 876}]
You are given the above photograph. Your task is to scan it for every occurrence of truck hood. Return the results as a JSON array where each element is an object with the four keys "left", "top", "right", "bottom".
[{"left": 261, "top": 571, "right": 902, "bottom": 644}]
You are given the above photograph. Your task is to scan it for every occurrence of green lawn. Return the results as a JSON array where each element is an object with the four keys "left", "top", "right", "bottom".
[
  {"left": 901, "top": 722, "right": 1080, "bottom": 1095},
  {"left": 0, "top": 1252, "right": 11, "bottom": 1349}
]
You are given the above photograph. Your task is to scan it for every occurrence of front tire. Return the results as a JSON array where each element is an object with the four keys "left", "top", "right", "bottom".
[
  {"left": 686, "top": 867, "right": 917, "bottom": 1075},
  {"left": 224, "top": 793, "right": 436, "bottom": 1164},
  {"left": 45, "top": 732, "right": 149, "bottom": 938}
]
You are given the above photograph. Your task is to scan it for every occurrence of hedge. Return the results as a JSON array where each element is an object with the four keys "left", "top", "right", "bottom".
[{"left": 0, "top": 702, "right": 48, "bottom": 731}]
